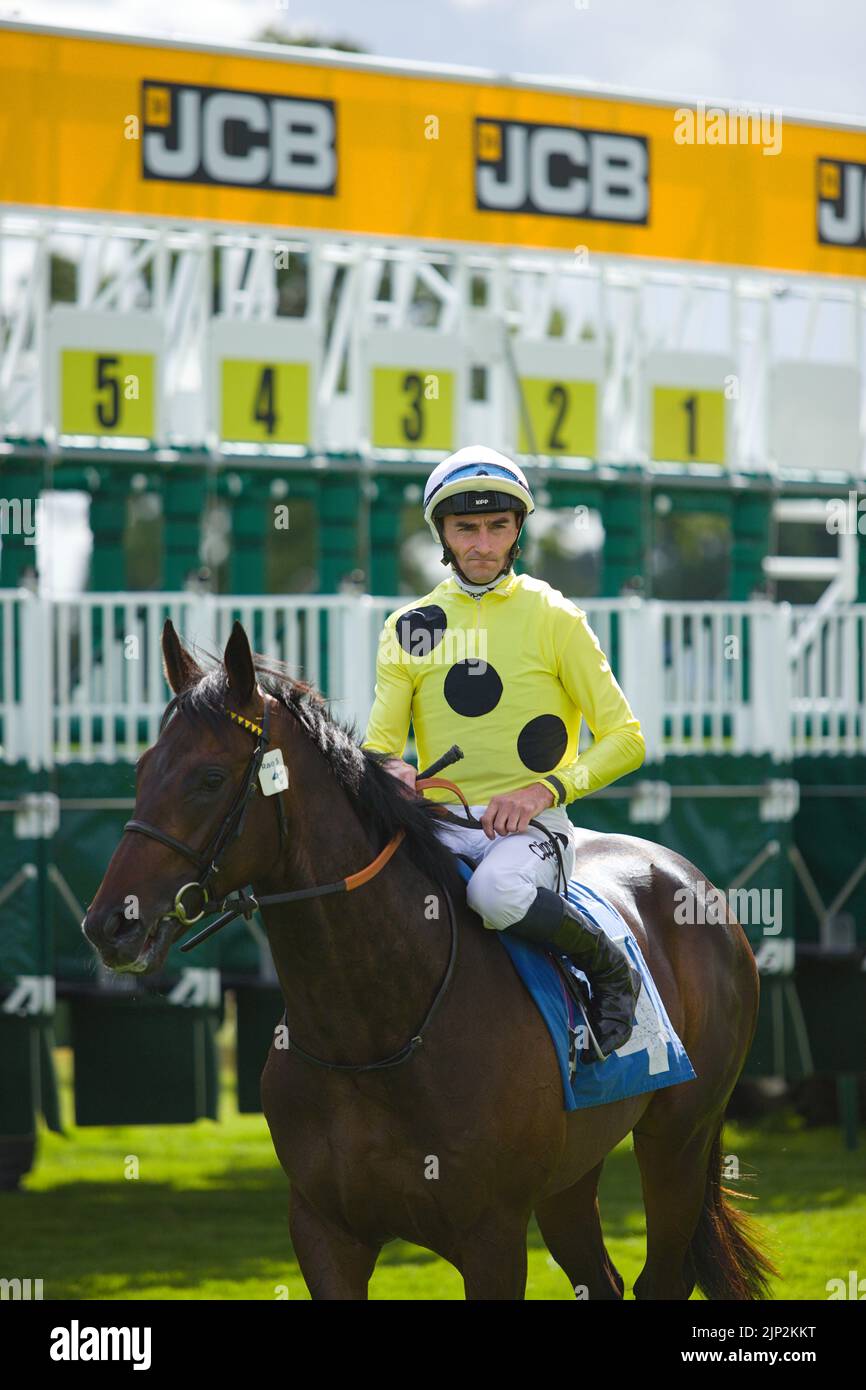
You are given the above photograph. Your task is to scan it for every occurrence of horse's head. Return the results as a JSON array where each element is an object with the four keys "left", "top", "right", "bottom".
[{"left": 82, "top": 618, "right": 289, "bottom": 975}]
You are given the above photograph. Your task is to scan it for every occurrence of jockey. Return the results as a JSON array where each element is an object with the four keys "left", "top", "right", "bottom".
[{"left": 361, "top": 445, "right": 646, "bottom": 1061}]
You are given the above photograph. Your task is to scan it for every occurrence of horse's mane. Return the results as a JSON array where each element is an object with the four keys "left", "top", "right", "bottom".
[{"left": 161, "top": 655, "right": 465, "bottom": 896}]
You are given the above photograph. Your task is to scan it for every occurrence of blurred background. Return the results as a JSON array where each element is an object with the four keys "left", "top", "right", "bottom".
[{"left": 0, "top": 1, "right": 864, "bottom": 1297}]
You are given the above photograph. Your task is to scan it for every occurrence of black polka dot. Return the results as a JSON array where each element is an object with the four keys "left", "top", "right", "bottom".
[
  {"left": 396, "top": 605, "right": 447, "bottom": 658},
  {"left": 517, "top": 715, "right": 569, "bottom": 772},
  {"left": 443, "top": 660, "right": 503, "bottom": 717}
]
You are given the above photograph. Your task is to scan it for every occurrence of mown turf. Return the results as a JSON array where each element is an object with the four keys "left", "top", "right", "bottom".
[{"left": 4, "top": 1040, "right": 862, "bottom": 1300}]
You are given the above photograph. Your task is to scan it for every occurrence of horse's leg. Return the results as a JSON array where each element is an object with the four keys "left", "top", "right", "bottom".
[
  {"left": 288, "top": 1188, "right": 381, "bottom": 1300},
  {"left": 632, "top": 1093, "right": 720, "bottom": 1301},
  {"left": 459, "top": 1212, "right": 530, "bottom": 1300},
  {"left": 534, "top": 1162, "right": 624, "bottom": 1300}
]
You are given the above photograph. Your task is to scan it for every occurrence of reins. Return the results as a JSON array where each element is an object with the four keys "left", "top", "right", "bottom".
[{"left": 124, "top": 701, "right": 565, "bottom": 1072}]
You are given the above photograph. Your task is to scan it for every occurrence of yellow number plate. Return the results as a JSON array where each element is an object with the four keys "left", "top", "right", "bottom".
[
  {"left": 518, "top": 378, "right": 597, "bottom": 456},
  {"left": 652, "top": 387, "right": 725, "bottom": 463},
  {"left": 221, "top": 360, "right": 310, "bottom": 444},
  {"left": 372, "top": 368, "right": 454, "bottom": 450},
  {"left": 61, "top": 351, "right": 155, "bottom": 437}
]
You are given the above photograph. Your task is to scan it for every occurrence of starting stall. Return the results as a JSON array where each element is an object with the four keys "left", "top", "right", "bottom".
[{"left": 1, "top": 21, "right": 866, "bottom": 1183}]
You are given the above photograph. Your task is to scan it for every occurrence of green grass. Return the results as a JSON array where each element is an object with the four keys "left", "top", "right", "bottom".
[{"left": 4, "top": 1042, "right": 863, "bottom": 1300}]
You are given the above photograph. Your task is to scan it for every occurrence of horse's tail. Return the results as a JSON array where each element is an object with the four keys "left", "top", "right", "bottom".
[{"left": 688, "top": 1125, "right": 779, "bottom": 1300}]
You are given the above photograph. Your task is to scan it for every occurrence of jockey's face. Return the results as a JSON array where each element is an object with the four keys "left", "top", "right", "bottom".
[{"left": 441, "top": 510, "right": 520, "bottom": 584}]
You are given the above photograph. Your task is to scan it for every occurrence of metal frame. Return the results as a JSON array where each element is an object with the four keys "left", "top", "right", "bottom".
[{"left": 4, "top": 211, "right": 866, "bottom": 478}]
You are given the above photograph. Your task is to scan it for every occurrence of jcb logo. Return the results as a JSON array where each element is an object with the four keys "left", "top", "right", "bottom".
[
  {"left": 141, "top": 81, "right": 337, "bottom": 194},
  {"left": 817, "top": 158, "right": 866, "bottom": 247},
  {"left": 475, "top": 118, "right": 649, "bottom": 224}
]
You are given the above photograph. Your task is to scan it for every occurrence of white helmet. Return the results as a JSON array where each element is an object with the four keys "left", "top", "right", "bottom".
[{"left": 422, "top": 446, "right": 535, "bottom": 543}]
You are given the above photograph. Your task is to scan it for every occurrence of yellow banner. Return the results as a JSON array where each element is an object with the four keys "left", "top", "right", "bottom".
[{"left": 2, "top": 25, "right": 866, "bottom": 276}]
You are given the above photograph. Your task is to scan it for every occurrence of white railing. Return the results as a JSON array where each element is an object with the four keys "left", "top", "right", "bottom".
[
  {"left": 45, "top": 592, "right": 372, "bottom": 764},
  {"left": 790, "top": 603, "right": 866, "bottom": 756},
  {"left": 2, "top": 590, "right": 864, "bottom": 768}
]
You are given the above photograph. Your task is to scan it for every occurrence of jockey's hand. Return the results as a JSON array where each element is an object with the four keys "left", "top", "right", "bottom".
[
  {"left": 480, "top": 783, "right": 555, "bottom": 839},
  {"left": 382, "top": 757, "right": 417, "bottom": 793}
]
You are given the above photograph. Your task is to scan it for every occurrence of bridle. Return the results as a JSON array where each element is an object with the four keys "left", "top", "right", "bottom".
[
  {"left": 121, "top": 694, "right": 465, "bottom": 1073},
  {"left": 122, "top": 698, "right": 566, "bottom": 1073},
  {"left": 124, "top": 697, "right": 288, "bottom": 930}
]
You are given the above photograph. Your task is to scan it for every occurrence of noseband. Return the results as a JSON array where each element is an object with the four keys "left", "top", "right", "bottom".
[
  {"left": 120, "top": 713, "right": 480, "bottom": 1073},
  {"left": 124, "top": 696, "right": 288, "bottom": 927}
]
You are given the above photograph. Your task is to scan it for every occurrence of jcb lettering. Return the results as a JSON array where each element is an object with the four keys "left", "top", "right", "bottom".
[
  {"left": 476, "top": 118, "right": 648, "bottom": 224},
  {"left": 142, "top": 81, "right": 337, "bottom": 194},
  {"left": 818, "top": 158, "right": 866, "bottom": 248}
]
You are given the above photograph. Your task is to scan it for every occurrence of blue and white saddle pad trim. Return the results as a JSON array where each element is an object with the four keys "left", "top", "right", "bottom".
[{"left": 453, "top": 860, "right": 697, "bottom": 1111}]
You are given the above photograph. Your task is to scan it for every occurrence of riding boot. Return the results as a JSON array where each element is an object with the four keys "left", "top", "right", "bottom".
[{"left": 506, "top": 886, "right": 642, "bottom": 1062}]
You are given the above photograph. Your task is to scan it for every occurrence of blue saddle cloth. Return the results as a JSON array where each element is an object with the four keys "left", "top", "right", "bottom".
[{"left": 453, "top": 859, "right": 696, "bottom": 1111}]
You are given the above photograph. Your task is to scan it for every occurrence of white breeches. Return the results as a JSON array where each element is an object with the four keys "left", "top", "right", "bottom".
[{"left": 432, "top": 804, "right": 577, "bottom": 930}]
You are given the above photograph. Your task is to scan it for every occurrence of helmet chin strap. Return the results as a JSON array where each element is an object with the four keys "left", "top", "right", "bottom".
[
  {"left": 437, "top": 524, "right": 523, "bottom": 594},
  {"left": 450, "top": 563, "right": 512, "bottom": 596}
]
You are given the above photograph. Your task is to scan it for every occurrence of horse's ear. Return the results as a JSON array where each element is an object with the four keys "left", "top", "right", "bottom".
[
  {"left": 162, "top": 620, "right": 203, "bottom": 695},
  {"left": 224, "top": 621, "right": 256, "bottom": 705}
]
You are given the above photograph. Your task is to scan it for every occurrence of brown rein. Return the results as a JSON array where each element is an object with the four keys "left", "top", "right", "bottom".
[
  {"left": 177, "top": 768, "right": 474, "bottom": 952},
  {"left": 341, "top": 775, "right": 473, "bottom": 890}
]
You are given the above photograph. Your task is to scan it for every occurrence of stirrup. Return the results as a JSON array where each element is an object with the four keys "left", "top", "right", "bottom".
[{"left": 579, "top": 961, "right": 642, "bottom": 1062}]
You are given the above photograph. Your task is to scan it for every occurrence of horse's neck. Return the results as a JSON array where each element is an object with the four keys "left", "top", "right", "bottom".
[{"left": 257, "top": 736, "right": 449, "bottom": 1062}]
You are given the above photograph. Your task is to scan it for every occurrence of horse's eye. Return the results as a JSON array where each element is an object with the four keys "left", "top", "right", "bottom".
[{"left": 201, "top": 769, "right": 226, "bottom": 791}]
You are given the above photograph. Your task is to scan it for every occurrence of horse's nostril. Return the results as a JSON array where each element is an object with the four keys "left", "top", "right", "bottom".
[
  {"left": 85, "top": 905, "right": 135, "bottom": 949},
  {"left": 105, "top": 906, "right": 137, "bottom": 944}
]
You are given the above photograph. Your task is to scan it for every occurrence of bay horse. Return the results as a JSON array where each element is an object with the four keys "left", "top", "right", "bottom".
[{"left": 82, "top": 619, "right": 776, "bottom": 1300}]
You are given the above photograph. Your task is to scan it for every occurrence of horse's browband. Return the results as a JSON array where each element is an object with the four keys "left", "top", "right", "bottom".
[{"left": 226, "top": 708, "right": 264, "bottom": 736}]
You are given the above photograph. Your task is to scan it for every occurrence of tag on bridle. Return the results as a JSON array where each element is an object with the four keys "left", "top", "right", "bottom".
[{"left": 259, "top": 748, "right": 289, "bottom": 796}]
